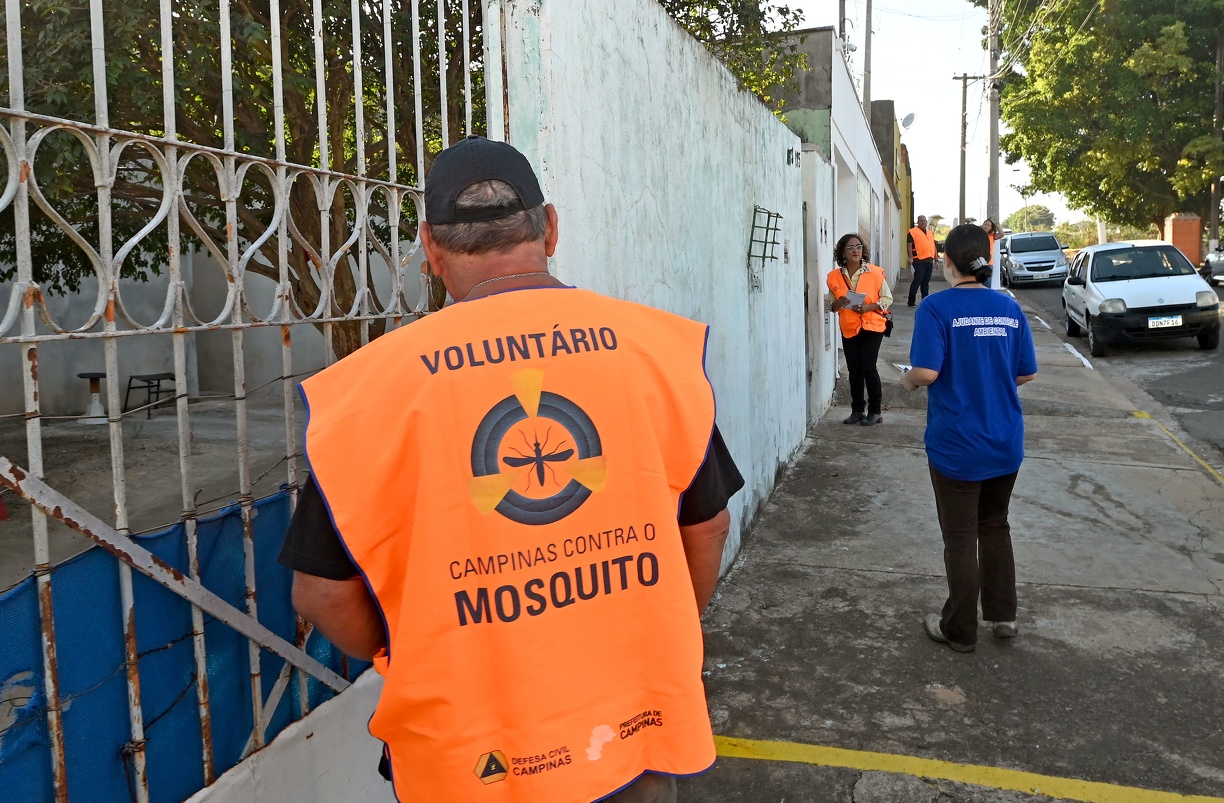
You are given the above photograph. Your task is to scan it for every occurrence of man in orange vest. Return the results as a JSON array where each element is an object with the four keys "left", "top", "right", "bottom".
[
  {"left": 279, "top": 135, "right": 743, "bottom": 803},
  {"left": 907, "top": 215, "right": 938, "bottom": 306}
]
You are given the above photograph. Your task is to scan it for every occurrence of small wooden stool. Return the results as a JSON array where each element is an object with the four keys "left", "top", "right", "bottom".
[
  {"left": 77, "top": 371, "right": 108, "bottom": 425},
  {"left": 124, "top": 372, "right": 176, "bottom": 419}
]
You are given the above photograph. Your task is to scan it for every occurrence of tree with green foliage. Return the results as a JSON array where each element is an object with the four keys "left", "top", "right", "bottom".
[
  {"left": 1003, "top": 204, "right": 1054, "bottom": 233},
  {"left": 1052, "top": 219, "right": 1158, "bottom": 251},
  {"left": 974, "top": 0, "right": 1224, "bottom": 231},
  {"left": 661, "top": 0, "right": 806, "bottom": 111},
  {"left": 2, "top": 0, "right": 805, "bottom": 355}
]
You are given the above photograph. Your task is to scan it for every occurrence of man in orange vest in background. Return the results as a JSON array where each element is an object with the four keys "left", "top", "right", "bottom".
[
  {"left": 279, "top": 135, "right": 743, "bottom": 803},
  {"left": 907, "top": 215, "right": 939, "bottom": 306}
]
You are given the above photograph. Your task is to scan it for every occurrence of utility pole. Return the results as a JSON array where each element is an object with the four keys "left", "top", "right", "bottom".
[
  {"left": 953, "top": 74, "right": 985, "bottom": 224},
  {"left": 863, "top": 0, "right": 873, "bottom": 127},
  {"left": 839, "top": 0, "right": 846, "bottom": 40},
  {"left": 987, "top": 0, "right": 1000, "bottom": 225},
  {"left": 1210, "top": 29, "right": 1222, "bottom": 252},
  {"left": 987, "top": 0, "right": 1002, "bottom": 288},
  {"left": 959, "top": 74, "right": 969, "bottom": 223}
]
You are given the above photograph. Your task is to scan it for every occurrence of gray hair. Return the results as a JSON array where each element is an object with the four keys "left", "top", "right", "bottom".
[{"left": 427, "top": 180, "right": 548, "bottom": 255}]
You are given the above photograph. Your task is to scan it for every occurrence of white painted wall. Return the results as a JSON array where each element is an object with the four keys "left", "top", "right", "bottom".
[
  {"left": 829, "top": 43, "right": 891, "bottom": 279},
  {"left": 802, "top": 147, "right": 838, "bottom": 425},
  {"left": 188, "top": 252, "right": 328, "bottom": 398},
  {"left": 186, "top": 671, "right": 394, "bottom": 803},
  {"left": 0, "top": 270, "right": 198, "bottom": 418},
  {"left": 492, "top": 0, "right": 808, "bottom": 562}
]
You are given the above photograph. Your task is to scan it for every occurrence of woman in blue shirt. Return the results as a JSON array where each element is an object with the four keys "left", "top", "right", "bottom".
[{"left": 901, "top": 224, "right": 1038, "bottom": 653}]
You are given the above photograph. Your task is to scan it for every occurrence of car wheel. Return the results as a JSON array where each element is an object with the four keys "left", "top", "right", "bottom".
[
  {"left": 1087, "top": 315, "right": 1107, "bottom": 357},
  {"left": 1063, "top": 305, "right": 1081, "bottom": 336},
  {"left": 1198, "top": 327, "right": 1220, "bottom": 350}
]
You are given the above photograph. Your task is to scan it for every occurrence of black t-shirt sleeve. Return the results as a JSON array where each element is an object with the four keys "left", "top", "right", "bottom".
[
  {"left": 277, "top": 475, "right": 360, "bottom": 580},
  {"left": 279, "top": 425, "right": 745, "bottom": 578},
  {"left": 678, "top": 425, "right": 745, "bottom": 526}
]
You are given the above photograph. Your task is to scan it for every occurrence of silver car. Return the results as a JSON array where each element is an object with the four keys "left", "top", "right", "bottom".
[
  {"left": 1202, "top": 245, "right": 1224, "bottom": 286},
  {"left": 1000, "top": 232, "right": 1070, "bottom": 286}
]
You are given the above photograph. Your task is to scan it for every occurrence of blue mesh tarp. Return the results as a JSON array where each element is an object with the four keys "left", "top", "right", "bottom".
[{"left": 0, "top": 490, "right": 369, "bottom": 803}]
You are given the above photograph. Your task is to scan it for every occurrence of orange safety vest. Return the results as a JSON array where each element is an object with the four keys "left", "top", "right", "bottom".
[
  {"left": 909, "top": 226, "right": 936, "bottom": 261},
  {"left": 986, "top": 231, "right": 996, "bottom": 266},
  {"left": 301, "top": 287, "right": 718, "bottom": 803},
  {"left": 828, "top": 264, "right": 889, "bottom": 338}
]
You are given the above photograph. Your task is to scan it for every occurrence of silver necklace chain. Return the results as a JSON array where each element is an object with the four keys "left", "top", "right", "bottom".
[{"left": 463, "top": 271, "right": 552, "bottom": 299}]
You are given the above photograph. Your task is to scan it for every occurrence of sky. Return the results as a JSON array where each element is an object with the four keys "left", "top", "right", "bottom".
[{"left": 787, "top": 0, "right": 1086, "bottom": 227}]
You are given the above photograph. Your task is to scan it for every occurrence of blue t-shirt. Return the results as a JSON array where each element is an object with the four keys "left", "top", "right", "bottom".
[{"left": 909, "top": 288, "right": 1038, "bottom": 481}]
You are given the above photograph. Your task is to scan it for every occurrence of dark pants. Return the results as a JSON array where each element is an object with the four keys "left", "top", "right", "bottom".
[
  {"left": 908, "top": 259, "right": 934, "bottom": 304},
  {"left": 842, "top": 329, "right": 884, "bottom": 415},
  {"left": 929, "top": 465, "right": 1019, "bottom": 647}
]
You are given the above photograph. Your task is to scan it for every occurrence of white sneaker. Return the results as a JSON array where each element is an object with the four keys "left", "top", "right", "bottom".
[{"left": 983, "top": 620, "right": 1018, "bottom": 639}]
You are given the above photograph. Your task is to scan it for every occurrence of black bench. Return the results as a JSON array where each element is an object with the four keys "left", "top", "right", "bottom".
[{"left": 124, "top": 372, "right": 176, "bottom": 419}]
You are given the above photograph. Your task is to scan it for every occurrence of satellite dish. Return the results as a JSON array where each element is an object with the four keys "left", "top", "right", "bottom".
[{"left": 901, "top": 113, "right": 915, "bottom": 130}]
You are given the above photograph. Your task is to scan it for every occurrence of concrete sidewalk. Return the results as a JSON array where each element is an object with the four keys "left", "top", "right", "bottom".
[{"left": 681, "top": 283, "right": 1224, "bottom": 802}]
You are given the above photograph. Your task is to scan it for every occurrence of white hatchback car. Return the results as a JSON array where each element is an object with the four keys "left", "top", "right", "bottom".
[{"left": 1062, "top": 240, "right": 1221, "bottom": 357}]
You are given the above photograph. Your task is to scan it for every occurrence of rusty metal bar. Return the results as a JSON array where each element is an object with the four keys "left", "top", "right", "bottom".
[
  {"left": 7, "top": 0, "right": 70, "bottom": 796},
  {"left": 382, "top": 0, "right": 405, "bottom": 334},
  {"left": 482, "top": 0, "right": 507, "bottom": 143},
  {"left": 0, "top": 456, "right": 351, "bottom": 692},
  {"left": 383, "top": 0, "right": 398, "bottom": 184},
  {"left": 0, "top": 108, "right": 410, "bottom": 184},
  {"left": 463, "top": 0, "right": 472, "bottom": 136},
  {"left": 437, "top": 0, "right": 450, "bottom": 150},
  {"left": 266, "top": 0, "right": 311, "bottom": 721},
  {"left": 351, "top": 0, "right": 371, "bottom": 346},
  {"left": 412, "top": 0, "right": 425, "bottom": 181},
  {"left": 310, "top": 0, "right": 336, "bottom": 365},
  {"left": 240, "top": 653, "right": 294, "bottom": 758},
  {"left": 215, "top": 0, "right": 267, "bottom": 751},
  {"left": 90, "top": 0, "right": 149, "bottom": 792},
  {"left": 159, "top": 0, "right": 215, "bottom": 776},
  {"left": 0, "top": 313, "right": 417, "bottom": 344}
]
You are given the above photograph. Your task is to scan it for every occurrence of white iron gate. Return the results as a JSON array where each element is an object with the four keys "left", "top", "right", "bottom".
[{"left": 0, "top": 0, "right": 487, "bottom": 799}]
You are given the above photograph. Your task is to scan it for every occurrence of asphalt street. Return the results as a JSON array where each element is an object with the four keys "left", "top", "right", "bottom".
[{"left": 1017, "top": 282, "right": 1224, "bottom": 466}]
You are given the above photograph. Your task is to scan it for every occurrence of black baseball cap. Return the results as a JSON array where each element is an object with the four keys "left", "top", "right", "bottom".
[{"left": 424, "top": 135, "right": 545, "bottom": 224}]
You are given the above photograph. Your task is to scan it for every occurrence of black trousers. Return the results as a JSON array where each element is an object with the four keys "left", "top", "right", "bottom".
[
  {"left": 842, "top": 329, "right": 884, "bottom": 415},
  {"left": 908, "top": 259, "right": 934, "bottom": 303},
  {"left": 928, "top": 465, "right": 1019, "bottom": 647}
]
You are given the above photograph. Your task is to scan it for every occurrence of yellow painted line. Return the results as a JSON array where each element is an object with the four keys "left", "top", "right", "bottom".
[
  {"left": 715, "top": 736, "right": 1224, "bottom": 803},
  {"left": 1133, "top": 411, "right": 1224, "bottom": 487}
]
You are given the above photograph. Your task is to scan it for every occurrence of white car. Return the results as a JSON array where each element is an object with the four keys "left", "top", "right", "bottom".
[{"left": 1061, "top": 240, "right": 1221, "bottom": 357}]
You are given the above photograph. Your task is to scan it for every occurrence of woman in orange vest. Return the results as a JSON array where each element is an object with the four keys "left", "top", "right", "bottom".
[
  {"left": 827, "top": 233, "right": 893, "bottom": 426},
  {"left": 981, "top": 218, "right": 999, "bottom": 267}
]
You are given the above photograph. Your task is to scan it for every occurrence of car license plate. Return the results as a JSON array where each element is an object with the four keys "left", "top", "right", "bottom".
[{"left": 1148, "top": 315, "right": 1182, "bottom": 329}]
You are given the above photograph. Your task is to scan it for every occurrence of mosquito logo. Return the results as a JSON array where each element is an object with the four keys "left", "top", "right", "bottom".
[
  {"left": 502, "top": 426, "right": 575, "bottom": 489},
  {"left": 468, "top": 369, "right": 607, "bottom": 526}
]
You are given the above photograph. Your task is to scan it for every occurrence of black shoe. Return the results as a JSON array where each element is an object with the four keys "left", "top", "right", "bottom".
[
  {"left": 860, "top": 413, "right": 882, "bottom": 426},
  {"left": 843, "top": 412, "right": 864, "bottom": 425},
  {"left": 906, "top": 301, "right": 916, "bottom": 307}
]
